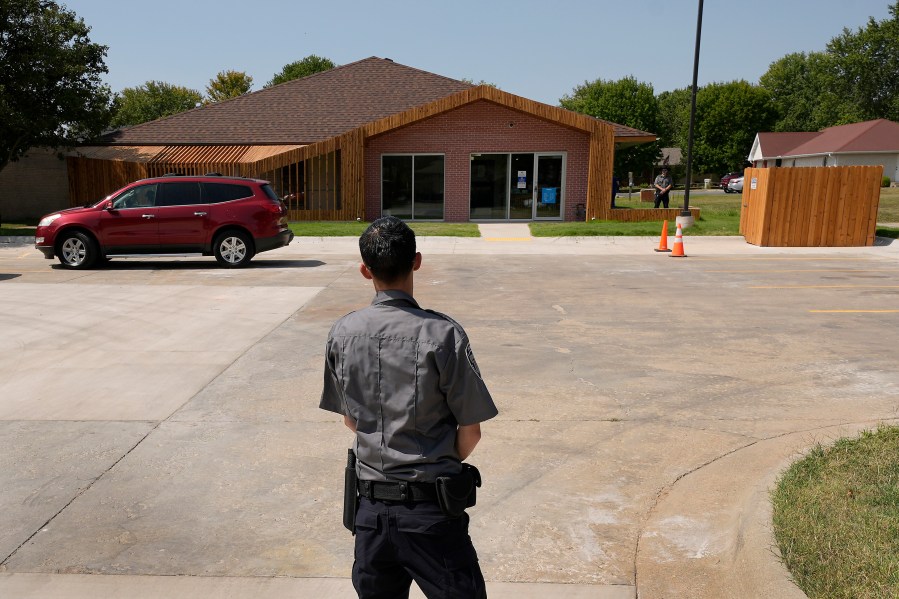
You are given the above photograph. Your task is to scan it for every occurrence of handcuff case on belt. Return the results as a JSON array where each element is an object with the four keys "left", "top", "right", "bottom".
[{"left": 436, "top": 463, "right": 481, "bottom": 518}]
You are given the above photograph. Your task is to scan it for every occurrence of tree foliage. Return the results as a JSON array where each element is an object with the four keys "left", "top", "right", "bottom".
[
  {"left": 0, "top": 0, "right": 113, "bottom": 173},
  {"left": 691, "top": 81, "right": 777, "bottom": 174},
  {"left": 560, "top": 76, "right": 662, "bottom": 175},
  {"left": 656, "top": 87, "right": 691, "bottom": 148},
  {"left": 759, "top": 52, "right": 851, "bottom": 131},
  {"left": 266, "top": 54, "right": 336, "bottom": 87},
  {"left": 760, "top": 3, "right": 899, "bottom": 130},
  {"left": 110, "top": 81, "right": 203, "bottom": 128},
  {"left": 206, "top": 70, "right": 253, "bottom": 103},
  {"left": 827, "top": 4, "right": 899, "bottom": 122}
]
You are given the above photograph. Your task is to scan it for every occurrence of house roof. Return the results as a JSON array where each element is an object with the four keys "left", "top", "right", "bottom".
[
  {"left": 752, "top": 119, "right": 899, "bottom": 160},
  {"left": 657, "top": 147, "right": 682, "bottom": 166},
  {"left": 787, "top": 119, "right": 899, "bottom": 155},
  {"left": 99, "top": 57, "right": 654, "bottom": 147},
  {"left": 755, "top": 132, "right": 819, "bottom": 158},
  {"left": 100, "top": 57, "right": 474, "bottom": 146}
]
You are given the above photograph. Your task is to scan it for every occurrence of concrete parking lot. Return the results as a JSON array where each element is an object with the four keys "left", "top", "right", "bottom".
[{"left": 1, "top": 232, "right": 898, "bottom": 598}]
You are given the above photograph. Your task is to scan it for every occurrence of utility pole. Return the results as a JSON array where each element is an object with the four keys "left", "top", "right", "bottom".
[{"left": 680, "top": 0, "right": 704, "bottom": 227}]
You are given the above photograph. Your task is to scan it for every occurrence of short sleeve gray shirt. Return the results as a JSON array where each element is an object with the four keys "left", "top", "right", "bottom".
[{"left": 320, "top": 290, "right": 498, "bottom": 482}]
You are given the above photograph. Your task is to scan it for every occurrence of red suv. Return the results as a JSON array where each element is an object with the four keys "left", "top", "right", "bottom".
[{"left": 35, "top": 175, "right": 293, "bottom": 268}]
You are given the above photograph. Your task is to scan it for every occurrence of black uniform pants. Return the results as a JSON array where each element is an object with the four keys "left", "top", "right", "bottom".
[
  {"left": 352, "top": 497, "right": 486, "bottom": 599},
  {"left": 654, "top": 191, "right": 670, "bottom": 208}
]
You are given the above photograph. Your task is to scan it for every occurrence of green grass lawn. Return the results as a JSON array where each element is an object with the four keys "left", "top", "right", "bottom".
[
  {"left": 772, "top": 426, "right": 899, "bottom": 599},
  {"left": 288, "top": 221, "right": 480, "bottom": 237}
]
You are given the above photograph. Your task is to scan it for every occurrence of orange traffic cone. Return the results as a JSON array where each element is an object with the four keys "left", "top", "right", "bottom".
[
  {"left": 670, "top": 223, "right": 687, "bottom": 257},
  {"left": 654, "top": 220, "right": 671, "bottom": 252}
]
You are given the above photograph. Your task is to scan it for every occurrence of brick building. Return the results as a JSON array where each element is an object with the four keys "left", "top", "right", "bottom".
[{"left": 43, "top": 58, "right": 655, "bottom": 223}]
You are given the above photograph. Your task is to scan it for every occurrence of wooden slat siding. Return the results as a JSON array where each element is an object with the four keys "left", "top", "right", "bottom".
[
  {"left": 865, "top": 166, "right": 883, "bottom": 245},
  {"left": 65, "top": 156, "right": 148, "bottom": 206},
  {"left": 806, "top": 167, "right": 826, "bottom": 245},
  {"left": 741, "top": 166, "right": 882, "bottom": 247}
]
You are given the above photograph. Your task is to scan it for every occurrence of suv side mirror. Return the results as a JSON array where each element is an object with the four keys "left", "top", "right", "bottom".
[{"left": 105, "top": 201, "right": 115, "bottom": 211}]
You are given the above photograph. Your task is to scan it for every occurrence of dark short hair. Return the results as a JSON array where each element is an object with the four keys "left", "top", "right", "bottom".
[{"left": 359, "top": 216, "right": 417, "bottom": 282}]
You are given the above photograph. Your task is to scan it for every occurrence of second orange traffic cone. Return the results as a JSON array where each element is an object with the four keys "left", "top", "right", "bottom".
[
  {"left": 670, "top": 223, "right": 687, "bottom": 257},
  {"left": 654, "top": 220, "right": 671, "bottom": 252}
]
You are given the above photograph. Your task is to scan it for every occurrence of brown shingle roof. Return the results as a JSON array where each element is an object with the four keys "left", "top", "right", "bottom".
[
  {"left": 101, "top": 57, "right": 474, "bottom": 145},
  {"left": 756, "top": 132, "right": 820, "bottom": 158},
  {"left": 787, "top": 119, "right": 899, "bottom": 155},
  {"left": 99, "top": 56, "right": 653, "bottom": 148}
]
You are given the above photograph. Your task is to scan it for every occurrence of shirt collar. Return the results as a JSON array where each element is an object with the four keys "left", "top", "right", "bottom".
[{"left": 371, "top": 289, "right": 420, "bottom": 308}]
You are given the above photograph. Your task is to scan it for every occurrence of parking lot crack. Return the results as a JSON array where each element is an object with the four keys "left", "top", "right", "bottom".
[{"left": 0, "top": 421, "right": 162, "bottom": 567}]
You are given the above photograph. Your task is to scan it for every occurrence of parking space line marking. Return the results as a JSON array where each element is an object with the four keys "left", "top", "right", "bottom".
[
  {"left": 809, "top": 310, "right": 899, "bottom": 313},
  {"left": 693, "top": 257, "right": 875, "bottom": 261},
  {"left": 705, "top": 269, "right": 899, "bottom": 273},
  {"left": 751, "top": 285, "right": 899, "bottom": 289}
]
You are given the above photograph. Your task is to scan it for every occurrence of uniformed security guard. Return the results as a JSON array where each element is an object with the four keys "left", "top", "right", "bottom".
[{"left": 320, "top": 216, "right": 498, "bottom": 599}]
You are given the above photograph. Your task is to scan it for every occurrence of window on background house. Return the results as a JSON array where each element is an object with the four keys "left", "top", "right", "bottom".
[{"left": 381, "top": 154, "right": 445, "bottom": 220}]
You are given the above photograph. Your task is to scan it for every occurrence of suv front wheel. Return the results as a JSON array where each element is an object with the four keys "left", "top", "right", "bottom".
[
  {"left": 58, "top": 231, "right": 99, "bottom": 269},
  {"left": 213, "top": 230, "right": 254, "bottom": 268}
]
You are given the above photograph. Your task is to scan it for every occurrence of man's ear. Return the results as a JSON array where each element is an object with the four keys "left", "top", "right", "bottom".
[
  {"left": 359, "top": 263, "right": 373, "bottom": 280},
  {"left": 412, "top": 252, "right": 422, "bottom": 271}
]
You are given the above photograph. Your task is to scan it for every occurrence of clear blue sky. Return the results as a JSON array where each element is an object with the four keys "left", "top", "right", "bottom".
[{"left": 66, "top": 0, "right": 893, "bottom": 105}]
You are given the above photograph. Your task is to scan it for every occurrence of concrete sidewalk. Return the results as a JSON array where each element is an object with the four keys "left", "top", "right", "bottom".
[{"left": 2, "top": 236, "right": 899, "bottom": 599}]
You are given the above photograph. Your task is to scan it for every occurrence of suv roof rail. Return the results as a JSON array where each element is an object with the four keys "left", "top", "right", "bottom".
[
  {"left": 161, "top": 172, "right": 183, "bottom": 176},
  {"left": 204, "top": 172, "right": 223, "bottom": 176}
]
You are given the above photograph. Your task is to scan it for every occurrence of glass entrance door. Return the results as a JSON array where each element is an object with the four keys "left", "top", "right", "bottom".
[
  {"left": 509, "top": 154, "right": 534, "bottom": 219},
  {"left": 535, "top": 154, "right": 563, "bottom": 219},
  {"left": 470, "top": 152, "right": 564, "bottom": 220}
]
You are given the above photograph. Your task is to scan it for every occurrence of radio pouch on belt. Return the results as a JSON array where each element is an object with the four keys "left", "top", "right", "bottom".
[
  {"left": 436, "top": 463, "right": 481, "bottom": 518},
  {"left": 343, "top": 449, "right": 359, "bottom": 534}
]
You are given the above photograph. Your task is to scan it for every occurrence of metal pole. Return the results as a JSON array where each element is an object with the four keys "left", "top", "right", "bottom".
[{"left": 682, "top": 0, "right": 704, "bottom": 216}]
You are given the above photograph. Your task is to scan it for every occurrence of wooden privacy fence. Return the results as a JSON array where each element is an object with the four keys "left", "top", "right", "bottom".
[{"left": 740, "top": 166, "right": 883, "bottom": 247}]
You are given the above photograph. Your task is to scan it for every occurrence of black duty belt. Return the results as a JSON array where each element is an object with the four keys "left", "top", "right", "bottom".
[{"left": 358, "top": 479, "right": 437, "bottom": 502}]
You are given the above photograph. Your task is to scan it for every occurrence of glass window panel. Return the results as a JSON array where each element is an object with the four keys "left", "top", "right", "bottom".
[
  {"left": 413, "top": 155, "right": 444, "bottom": 220},
  {"left": 382, "top": 156, "right": 413, "bottom": 219},
  {"left": 156, "top": 182, "right": 202, "bottom": 206},
  {"left": 202, "top": 183, "right": 254, "bottom": 204},
  {"left": 112, "top": 184, "right": 157, "bottom": 209},
  {"left": 470, "top": 154, "right": 507, "bottom": 220}
]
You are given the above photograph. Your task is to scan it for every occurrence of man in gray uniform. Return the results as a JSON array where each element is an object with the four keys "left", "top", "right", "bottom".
[{"left": 321, "top": 216, "right": 498, "bottom": 599}]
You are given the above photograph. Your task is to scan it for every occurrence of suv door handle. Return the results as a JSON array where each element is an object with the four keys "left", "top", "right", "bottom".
[
  {"left": 194, "top": 212, "right": 207, "bottom": 216},
  {"left": 142, "top": 214, "right": 155, "bottom": 219}
]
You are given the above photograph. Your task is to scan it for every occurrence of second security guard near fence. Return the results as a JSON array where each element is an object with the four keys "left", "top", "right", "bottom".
[{"left": 320, "top": 216, "right": 498, "bottom": 599}]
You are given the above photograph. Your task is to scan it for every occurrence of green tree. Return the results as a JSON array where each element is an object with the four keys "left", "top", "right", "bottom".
[
  {"left": 110, "top": 81, "right": 203, "bottom": 128},
  {"left": 692, "top": 81, "right": 778, "bottom": 174},
  {"left": 827, "top": 3, "right": 899, "bottom": 122},
  {"left": 759, "top": 52, "right": 855, "bottom": 131},
  {"left": 0, "top": 0, "right": 113, "bottom": 173},
  {"left": 560, "top": 76, "right": 662, "bottom": 175},
  {"left": 205, "top": 70, "right": 253, "bottom": 103},
  {"left": 656, "top": 87, "right": 691, "bottom": 148},
  {"left": 266, "top": 54, "right": 336, "bottom": 87},
  {"left": 461, "top": 78, "right": 498, "bottom": 88}
]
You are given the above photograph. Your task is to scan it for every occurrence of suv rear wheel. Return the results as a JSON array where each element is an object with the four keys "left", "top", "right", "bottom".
[
  {"left": 213, "top": 230, "right": 254, "bottom": 268},
  {"left": 58, "top": 231, "right": 98, "bottom": 269}
]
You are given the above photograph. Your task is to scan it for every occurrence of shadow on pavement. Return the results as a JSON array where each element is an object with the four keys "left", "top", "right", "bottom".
[{"left": 48, "top": 259, "right": 326, "bottom": 271}]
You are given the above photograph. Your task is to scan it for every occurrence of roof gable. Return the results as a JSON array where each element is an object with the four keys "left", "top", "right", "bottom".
[
  {"left": 788, "top": 119, "right": 899, "bottom": 155},
  {"left": 755, "top": 132, "right": 819, "bottom": 158},
  {"left": 100, "top": 57, "right": 474, "bottom": 145}
]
